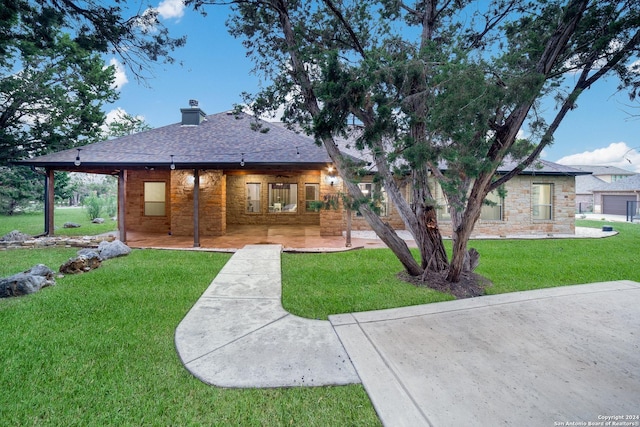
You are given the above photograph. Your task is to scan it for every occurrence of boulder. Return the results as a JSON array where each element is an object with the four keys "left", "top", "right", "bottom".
[
  {"left": 77, "top": 248, "right": 102, "bottom": 259},
  {"left": 92, "top": 218, "right": 105, "bottom": 224},
  {"left": 0, "top": 264, "right": 55, "bottom": 298},
  {"left": 97, "top": 240, "right": 131, "bottom": 260},
  {"left": 59, "top": 253, "right": 101, "bottom": 274},
  {"left": 63, "top": 222, "right": 81, "bottom": 228},
  {"left": 0, "top": 230, "right": 31, "bottom": 242}
]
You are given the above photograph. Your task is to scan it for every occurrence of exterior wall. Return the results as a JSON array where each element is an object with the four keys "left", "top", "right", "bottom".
[
  {"left": 125, "top": 169, "right": 171, "bottom": 234},
  {"left": 319, "top": 170, "right": 343, "bottom": 236},
  {"left": 592, "top": 191, "right": 639, "bottom": 215},
  {"left": 225, "top": 171, "right": 321, "bottom": 227},
  {"left": 125, "top": 169, "right": 226, "bottom": 237},
  {"left": 575, "top": 194, "right": 594, "bottom": 213},
  {"left": 170, "top": 170, "right": 226, "bottom": 236},
  {"left": 348, "top": 175, "right": 576, "bottom": 237}
]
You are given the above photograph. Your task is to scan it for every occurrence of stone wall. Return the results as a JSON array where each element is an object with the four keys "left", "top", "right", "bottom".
[
  {"left": 125, "top": 169, "right": 171, "bottom": 234},
  {"left": 0, "top": 235, "right": 116, "bottom": 251},
  {"left": 170, "top": 170, "right": 226, "bottom": 236},
  {"left": 348, "top": 175, "right": 577, "bottom": 237},
  {"left": 226, "top": 171, "right": 321, "bottom": 227}
]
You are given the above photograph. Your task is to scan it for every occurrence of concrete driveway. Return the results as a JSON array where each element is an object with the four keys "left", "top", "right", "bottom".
[{"left": 330, "top": 280, "right": 640, "bottom": 426}]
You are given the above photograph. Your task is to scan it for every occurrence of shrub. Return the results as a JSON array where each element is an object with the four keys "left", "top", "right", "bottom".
[{"left": 83, "top": 195, "right": 103, "bottom": 220}]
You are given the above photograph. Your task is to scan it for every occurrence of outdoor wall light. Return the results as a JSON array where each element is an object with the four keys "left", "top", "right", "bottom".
[
  {"left": 170, "top": 155, "right": 176, "bottom": 170},
  {"left": 74, "top": 148, "right": 81, "bottom": 166},
  {"left": 240, "top": 153, "right": 245, "bottom": 167}
]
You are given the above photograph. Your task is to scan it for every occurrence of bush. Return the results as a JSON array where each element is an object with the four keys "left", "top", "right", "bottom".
[
  {"left": 83, "top": 195, "right": 103, "bottom": 220},
  {"left": 104, "top": 196, "right": 117, "bottom": 218}
]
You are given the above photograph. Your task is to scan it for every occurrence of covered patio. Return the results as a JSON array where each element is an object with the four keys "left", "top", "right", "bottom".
[{"left": 120, "top": 225, "right": 394, "bottom": 252}]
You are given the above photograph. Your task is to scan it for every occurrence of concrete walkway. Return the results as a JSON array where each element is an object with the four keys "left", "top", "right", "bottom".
[
  {"left": 174, "top": 244, "right": 360, "bottom": 387},
  {"left": 175, "top": 245, "right": 640, "bottom": 426}
]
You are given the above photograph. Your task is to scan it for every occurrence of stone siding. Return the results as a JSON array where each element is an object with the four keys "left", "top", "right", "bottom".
[
  {"left": 125, "top": 169, "right": 171, "bottom": 234},
  {"left": 170, "top": 170, "right": 226, "bottom": 236},
  {"left": 226, "top": 171, "right": 321, "bottom": 227}
]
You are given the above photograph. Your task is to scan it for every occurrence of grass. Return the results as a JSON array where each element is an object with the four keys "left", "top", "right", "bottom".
[
  {"left": 0, "top": 207, "right": 118, "bottom": 237},
  {"left": 281, "top": 219, "right": 640, "bottom": 317},
  {"left": 0, "top": 249, "right": 378, "bottom": 426},
  {"left": 2, "top": 211, "right": 638, "bottom": 425}
]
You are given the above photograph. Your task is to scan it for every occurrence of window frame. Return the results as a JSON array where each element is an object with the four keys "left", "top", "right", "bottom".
[
  {"left": 143, "top": 181, "right": 167, "bottom": 217},
  {"left": 304, "top": 183, "right": 320, "bottom": 212},
  {"left": 532, "top": 183, "right": 554, "bottom": 221},
  {"left": 245, "top": 182, "right": 261, "bottom": 213},
  {"left": 268, "top": 183, "right": 298, "bottom": 213}
]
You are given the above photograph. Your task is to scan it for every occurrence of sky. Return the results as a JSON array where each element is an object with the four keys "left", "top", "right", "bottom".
[{"left": 104, "top": 0, "right": 640, "bottom": 173}]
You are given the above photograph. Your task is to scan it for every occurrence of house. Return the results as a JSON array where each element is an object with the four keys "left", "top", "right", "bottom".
[
  {"left": 17, "top": 103, "right": 589, "bottom": 246},
  {"left": 569, "top": 165, "right": 638, "bottom": 215},
  {"left": 591, "top": 174, "right": 640, "bottom": 217}
]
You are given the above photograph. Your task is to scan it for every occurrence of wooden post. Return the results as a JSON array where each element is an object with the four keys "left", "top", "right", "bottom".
[
  {"left": 118, "top": 170, "right": 127, "bottom": 243},
  {"left": 193, "top": 168, "right": 200, "bottom": 248},
  {"left": 44, "top": 168, "right": 55, "bottom": 236},
  {"left": 345, "top": 206, "right": 352, "bottom": 247}
]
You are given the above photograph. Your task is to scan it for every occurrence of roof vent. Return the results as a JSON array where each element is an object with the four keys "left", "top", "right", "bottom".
[{"left": 181, "top": 100, "right": 206, "bottom": 125}]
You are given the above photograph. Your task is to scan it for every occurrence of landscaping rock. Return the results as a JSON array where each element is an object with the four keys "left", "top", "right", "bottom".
[
  {"left": 0, "top": 264, "right": 55, "bottom": 298},
  {"left": 97, "top": 240, "right": 131, "bottom": 260},
  {"left": 77, "top": 248, "right": 102, "bottom": 259},
  {"left": 59, "top": 253, "right": 101, "bottom": 274},
  {"left": 92, "top": 218, "right": 105, "bottom": 224},
  {"left": 0, "top": 230, "right": 31, "bottom": 242},
  {"left": 63, "top": 222, "right": 81, "bottom": 228}
]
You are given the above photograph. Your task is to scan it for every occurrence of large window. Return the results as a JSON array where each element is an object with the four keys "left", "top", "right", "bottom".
[
  {"left": 269, "top": 183, "right": 298, "bottom": 212},
  {"left": 246, "top": 183, "right": 261, "bottom": 213},
  {"left": 144, "top": 182, "right": 166, "bottom": 216},
  {"left": 480, "top": 190, "right": 504, "bottom": 221},
  {"left": 305, "top": 183, "right": 320, "bottom": 212},
  {"left": 532, "top": 183, "right": 553, "bottom": 220}
]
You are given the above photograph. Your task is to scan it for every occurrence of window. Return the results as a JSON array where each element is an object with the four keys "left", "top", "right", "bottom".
[
  {"left": 246, "top": 183, "right": 261, "bottom": 213},
  {"left": 305, "top": 183, "right": 320, "bottom": 212},
  {"left": 480, "top": 190, "right": 504, "bottom": 221},
  {"left": 269, "top": 183, "right": 297, "bottom": 212},
  {"left": 357, "top": 183, "right": 389, "bottom": 217},
  {"left": 532, "top": 183, "right": 553, "bottom": 220},
  {"left": 144, "top": 182, "right": 166, "bottom": 216}
]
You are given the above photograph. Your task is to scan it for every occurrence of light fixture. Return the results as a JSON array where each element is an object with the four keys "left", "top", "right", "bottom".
[
  {"left": 74, "top": 148, "right": 81, "bottom": 166},
  {"left": 170, "top": 155, "right": 175, "bottom": 170},
  {"left": 296, "top": 146, "right": 300, "bottom": 158},
  {"left": 240, "top": 153, "right": 245, "bottom": 167}
]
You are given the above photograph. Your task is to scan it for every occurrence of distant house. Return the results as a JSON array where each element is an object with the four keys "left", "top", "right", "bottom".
[
  {"left": 17, "top": 102, "right": 589, "bottom": 246},
  {"left": 569, "top": 165, "right": 639, "bottom": 215}
]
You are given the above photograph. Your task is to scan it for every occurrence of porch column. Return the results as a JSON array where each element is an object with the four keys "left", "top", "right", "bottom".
[
  {"left": 118, "top": 170, "right": 127, "bottom": 243},
  {"left": 44, "top": 168, "right": 55, "bottom": 236},
  {"left": 193, "top": 168, "right": 200, "bottom": 248}
]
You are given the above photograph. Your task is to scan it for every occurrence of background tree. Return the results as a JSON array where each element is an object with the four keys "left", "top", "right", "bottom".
[
  {"left": 191, "top": 0, "right": 639, "bottom": 288},
  {"left": 1, "top": 0, "right": 174, "bottom": 216}
]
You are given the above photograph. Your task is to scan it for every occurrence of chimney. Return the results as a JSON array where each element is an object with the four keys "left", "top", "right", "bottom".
[{"left": 180, "top": 100, "right": 206, "bottom": 125}]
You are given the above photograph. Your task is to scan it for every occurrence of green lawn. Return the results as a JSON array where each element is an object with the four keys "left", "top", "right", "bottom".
[
  {"left": 1, "top": 212, "right": 638, "bottom": 426},
  {"left": 0, "top": 207, "right": 118, "bottom": 237}
]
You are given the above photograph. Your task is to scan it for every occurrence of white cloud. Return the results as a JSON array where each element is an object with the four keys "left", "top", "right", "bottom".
[
  {"left": 556, "top": 142, "right": 640, "bottom": 173},
  {"left": 107, "top": 58, "right": 128, "bottom": 90},
  {"left": 157, "top": 0, "right": 185, "bottom": 20},
  {"left": 101, "top": 108, "right": 146, "bottom": 133}
]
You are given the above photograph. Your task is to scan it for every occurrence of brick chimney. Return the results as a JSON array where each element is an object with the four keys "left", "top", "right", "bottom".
[{"left": 180, "top": 100, "right": 206, "bottom": 125}]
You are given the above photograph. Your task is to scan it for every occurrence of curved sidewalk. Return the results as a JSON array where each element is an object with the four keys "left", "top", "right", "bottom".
[{"left": 174, "top": 244, "right": 360, "bottom": 388}]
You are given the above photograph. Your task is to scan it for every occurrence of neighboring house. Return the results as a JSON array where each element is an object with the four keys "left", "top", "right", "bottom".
[
  {"left": 591, "top": 174, "right": 640, "bottom": 217},
  {"left": 569, "top": 165, "right": 638, "bottom": 215},
  {"left": 17, "top": 103, "right": 589, "bottom": 245}
]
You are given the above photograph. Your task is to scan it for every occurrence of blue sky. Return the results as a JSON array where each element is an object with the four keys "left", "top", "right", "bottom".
[{"left": 105, "top": 0, "right": 640, "bottom": 172}]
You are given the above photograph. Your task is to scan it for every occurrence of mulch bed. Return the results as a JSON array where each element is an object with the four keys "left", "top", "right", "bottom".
[{"left": 398, "top": 270, "right": 492, "bottom": 299}]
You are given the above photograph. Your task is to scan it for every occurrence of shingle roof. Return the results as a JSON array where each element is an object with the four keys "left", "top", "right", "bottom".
[
  {"left": 592, "top": 173, "right": 640, "bottom": 191},
  {"left": 567, "top": 165, "right": 636, "bottom": 176},
  {"left": 575, "top": 174, "right": 607, "bottom": 194},
  {"left": 17, "top": 112, "right": 332, "bottom": 172}
]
